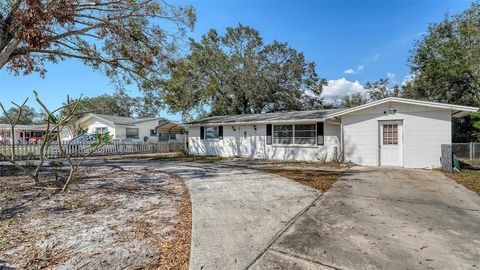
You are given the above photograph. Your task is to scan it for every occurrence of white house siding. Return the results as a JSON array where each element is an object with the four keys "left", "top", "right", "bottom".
[
  {"left": 80, "top": 117, "right": 159, "bottom": 142},
  {"left": 188, "top": 122, "right": 341, "bottom": 162},
  {"left": 126, "top": 120, "right": 159, "bottom": 142},
  {"left": 341, "top": 102, "right": 451, "bottom": 168},
  {"left": 82, "top": 118, "right": 116, "bottom": 138}
]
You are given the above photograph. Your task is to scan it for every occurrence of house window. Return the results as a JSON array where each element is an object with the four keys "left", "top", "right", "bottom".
[
  {"left": 294, "top": 124, "right": 316, "bottom": 144},
  {"left": 273, "top": 125, "right": 293, "bottom": 144},
  {"left": 273, "top": 124, "right": 316, "bottom": 145},
  {"left": 383, "top": 124, "right": 398, "bottom": 145},
  {"left": 126, "top": 128, "right": 139, "bottom": 139},
  {"left": 95, "top": 127, "right": 108, "bottom": 134},
  {"left": 205, "top": 127, "right": 219, "bottom": 139},
  {"left": 150, "top": 129, "right": 157, "bottom": 136},
  {"left": 159, "top": 133, "right": 176, "bottom": 141}
]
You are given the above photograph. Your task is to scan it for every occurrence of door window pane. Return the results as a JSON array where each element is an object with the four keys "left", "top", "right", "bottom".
[{"left": 383, "top": 124, "right": 398, "bottom": 145}]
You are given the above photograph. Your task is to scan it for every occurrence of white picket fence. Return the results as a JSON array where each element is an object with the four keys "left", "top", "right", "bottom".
[{"left": 0, "top": 141, "right": 184, "bottom": 160}]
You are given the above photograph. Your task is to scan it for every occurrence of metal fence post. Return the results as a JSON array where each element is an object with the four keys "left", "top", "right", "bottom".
[
  {"left": 470, "top": 142, "right": 475, "bottom": 160},
  {"left": 472, "top": 142, "right": 476, "bottom": 160}
]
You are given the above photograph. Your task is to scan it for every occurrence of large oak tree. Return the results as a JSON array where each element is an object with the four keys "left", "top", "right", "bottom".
[
  {"left": 163, "top": 24, "right": 326, "bottom": 118},
  {"left": 0, "top": 0, "right": 195, "bottom": 90}
]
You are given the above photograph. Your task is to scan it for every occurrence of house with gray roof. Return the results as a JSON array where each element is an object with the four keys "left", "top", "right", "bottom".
[
  {"left": 76, "top": 113, "right": 168, "bottom": 142},
  {"left": 184, "top": 97, "right": 478, "bottom": 168}
]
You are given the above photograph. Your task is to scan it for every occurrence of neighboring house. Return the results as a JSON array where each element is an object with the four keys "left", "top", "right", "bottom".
[
  {"left": 184, "top": 97, "right": 478, "bottom": 168},
  {"left": 76, "top": 114, "right": 167, "bottom": 142},
  {"left": 0, "top": 124, "right": 72, "bottom": 144},
  {"left": 155, "top": 122, "right": 185, "bottom": 142}
]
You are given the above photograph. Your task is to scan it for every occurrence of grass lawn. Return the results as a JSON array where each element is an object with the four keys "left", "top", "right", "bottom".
[
  {"left": 441, "top": 159, "right": 480, "bottom": 196},
  {"left": 444, "top": 170, "right": 480, "bottom": 195},
  {"left": 150, "top": 153, "right": 226, "bottom": 163},
  {"left": 258, "top": 168, "right": 344, "bottom": 192},
  {"left": 146, "top": 151, "right": 352, "bottom": 169}
]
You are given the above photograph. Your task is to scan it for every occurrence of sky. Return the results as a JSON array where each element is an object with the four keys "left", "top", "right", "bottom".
[{"left": 0, "top": 0, "right": 473, "bottom": 121}]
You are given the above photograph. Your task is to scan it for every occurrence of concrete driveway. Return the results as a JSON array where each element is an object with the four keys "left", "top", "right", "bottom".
[
  {"left": 82, "top": 159, "right": 320, "bottom": 270},
  {"left": 252, "top": 167, "right": 480, "bottom": 270}
]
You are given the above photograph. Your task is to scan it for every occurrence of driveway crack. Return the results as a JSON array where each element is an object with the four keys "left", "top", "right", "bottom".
[
  {"left": 267, "top": 248, "right": 344, "bottom": 270},
  {"left": 246, "top": 192, "right": 323, "bottom": 269}
]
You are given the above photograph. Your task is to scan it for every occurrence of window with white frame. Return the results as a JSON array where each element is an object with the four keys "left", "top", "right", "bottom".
[
  {"left": 273, "top": 125, "right": 293, "bottom": 144},
  {"left": 205, "top": 127, "right": 219, "bottom": 139},
  {"left": 95, "top": 127, "right": 108, "bottom": 134},
  {"left": 126, "top": 128, "right": 139, "bottom": 139},
  {"left": 273, "top": 124, "right": 316, "bottom": 145},
  {"left": 294, "top": 124, "right": 316, "bottom": 144},
  {"left": 382, "top": 124, "right": 398, "bottom": 145}
]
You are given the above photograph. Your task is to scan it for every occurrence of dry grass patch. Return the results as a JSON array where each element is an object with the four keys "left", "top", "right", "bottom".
[
  {"left": 256, "top": 160, "right": 352, "bottom": 170},
  {"left": 0, "top": 165, "right": 192, "bottom": 269},
  {"left": 259, "top": 168, "right": 343, "bottom": 192},
  {"left": 444, "top": 170, "right": 480, "bottom": 195}
]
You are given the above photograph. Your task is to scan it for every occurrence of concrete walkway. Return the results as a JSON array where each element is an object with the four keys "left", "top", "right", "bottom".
[
  {"left": 252, "top": 166, "right": 480, "bottom": 270},
  {"left": 82, "top": 159, "right": 320, "bottom": 270}
]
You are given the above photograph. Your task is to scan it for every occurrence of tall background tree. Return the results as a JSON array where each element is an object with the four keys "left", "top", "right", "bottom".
[
  {"left": 0, "top": 104, "right": 45, "bottom": 124},
  {"left": 402, "top": 1, "right": 480, "bottom": 142},
  {"left": 402, "top": 1, "right": 480, "bottom": 106},
  {"left": 1, "top": 0, "right": 195, "bottom": 92},
  {"left": 163, "top": 24, "right": 326, "bottom": 119}
]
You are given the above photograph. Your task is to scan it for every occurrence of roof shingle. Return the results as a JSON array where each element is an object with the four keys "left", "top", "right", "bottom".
[
  {"left": 186, "top": 109, "right": 343, "bottom": 125},
  {"left": 92, "top": 114, "right": 165, "bottom": 125}
]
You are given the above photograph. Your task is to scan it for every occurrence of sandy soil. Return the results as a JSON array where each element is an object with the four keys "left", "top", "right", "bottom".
[{"left": 0, "top": 165, "right": 191, "bottom": 269}]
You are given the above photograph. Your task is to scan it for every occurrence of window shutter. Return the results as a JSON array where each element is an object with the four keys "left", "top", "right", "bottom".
[
  {"left": 317, "top": 122, "right": 324, "bottom": 145},
  {"left": 200, "top": 126, "right": 205, "bottom": 140},
  {"left": 266, "top": 124, "right": 272, "bottom": 145},
  {"left": 218, "top": 126, "right": 223, "bottom": 139}
]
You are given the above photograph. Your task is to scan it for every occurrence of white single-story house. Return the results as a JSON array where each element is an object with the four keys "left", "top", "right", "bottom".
[
  {"left": 0, "top": 124, "right": 71, "bottom": 144},
  {"left": 184, "top": 97, "right": 478, "bottom": 168},
  {"left": 76, "top": 114, "right": 167, "bottom": 142}
]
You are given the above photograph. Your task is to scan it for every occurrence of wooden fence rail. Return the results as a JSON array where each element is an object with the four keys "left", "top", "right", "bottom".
[{"left": 0, "top": 141, "right": 184, "bottom": 160}]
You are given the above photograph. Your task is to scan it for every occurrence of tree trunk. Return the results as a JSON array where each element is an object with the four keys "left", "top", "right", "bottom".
[
  {"left": 62, "top": 166, "right": 75, "bottom": 192},
  {"left": 0, "top": 38, "right": 20, "bottom": 70}
]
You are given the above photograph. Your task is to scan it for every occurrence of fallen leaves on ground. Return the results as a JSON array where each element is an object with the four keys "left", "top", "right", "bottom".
[
  {"left": 259, "top": 168, "right": 343, "bottom": 192},
  {"left": 444, "top": 170, "right": 480, "bottom": 195},
  {"left": 0, "top": 165, "right": 192, "bottom": 269}
]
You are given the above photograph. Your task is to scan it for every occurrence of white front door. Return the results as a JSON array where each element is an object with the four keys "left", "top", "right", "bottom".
[{"left": 379, "top": 121, "right": 403, "bottom": 166}]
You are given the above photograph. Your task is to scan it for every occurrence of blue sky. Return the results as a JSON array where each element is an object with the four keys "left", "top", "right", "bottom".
[{"left": 0, "top": 0, "right": 473, "bottom": 120}]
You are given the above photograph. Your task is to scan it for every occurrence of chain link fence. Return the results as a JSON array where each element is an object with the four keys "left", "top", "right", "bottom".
[{"left": 452, "top": 142, "right": 480, "bottom": 160}]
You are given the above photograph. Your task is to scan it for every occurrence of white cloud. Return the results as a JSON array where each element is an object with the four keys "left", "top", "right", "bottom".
[
  {"left": 322, "top": 78, "right": 364, "bottom": 100},
  {"left": 373, "top": 53, "right": 380, "bottom": 62},
  {"left": 344, "top": 65, "right": 364, "bottom": 75},
  {"left": 401, "top": 74, "right": 415, "bottom": 86}
]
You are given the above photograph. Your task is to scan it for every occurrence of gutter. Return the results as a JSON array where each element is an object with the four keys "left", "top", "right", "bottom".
[{"left": 182, "top": 117, "right": 335, "bottom": 127}]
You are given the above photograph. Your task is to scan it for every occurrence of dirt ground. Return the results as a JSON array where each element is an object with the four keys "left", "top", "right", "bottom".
[
  {"left": 258, "top": 168, "right": 343, "bottom": 192},
  {"left": 0, "top": 165, "right": 191, "bottom": 269}
]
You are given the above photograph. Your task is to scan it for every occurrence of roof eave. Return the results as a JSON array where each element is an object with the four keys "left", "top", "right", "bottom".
[
  {"left": 183, "top": 117, "right": 333, "bottom": 127},
  {"left": 326, "top": 97, "right": 478, "bottom": 118}
]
